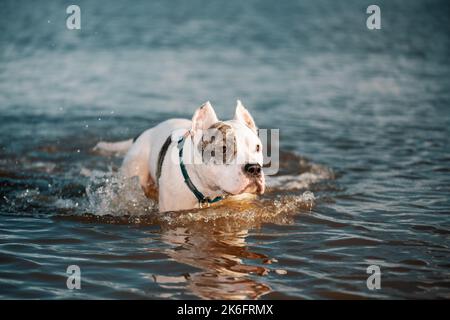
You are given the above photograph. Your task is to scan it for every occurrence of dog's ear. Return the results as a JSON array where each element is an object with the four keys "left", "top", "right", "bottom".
[
  {"left": 191, "top": 101, "right": 219, "bottom": 133},
  {"left": 234, "top": 100, "right": 257, "bottom": 134}
]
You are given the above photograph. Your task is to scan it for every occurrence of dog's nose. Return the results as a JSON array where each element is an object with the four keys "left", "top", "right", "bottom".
[{"left": 244, "top": 163, "right": 262, "bottom": 177}]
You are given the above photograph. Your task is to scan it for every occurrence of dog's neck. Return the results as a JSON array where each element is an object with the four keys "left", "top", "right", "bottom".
[{"left": 181, "top": 134, "right": 225, "bottom": 201}]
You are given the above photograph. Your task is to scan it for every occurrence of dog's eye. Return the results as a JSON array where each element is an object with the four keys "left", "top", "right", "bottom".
[
  {"left": 211, "top": 150, "right": 215, "bottom": 157},
  {"left": 256, "top": 144, "right": 260, "bottom": 152}
]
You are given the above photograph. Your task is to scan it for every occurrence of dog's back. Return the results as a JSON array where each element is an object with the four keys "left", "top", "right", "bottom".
[{"left": 122, "top": 118, "right": 190, "bottom": 180}]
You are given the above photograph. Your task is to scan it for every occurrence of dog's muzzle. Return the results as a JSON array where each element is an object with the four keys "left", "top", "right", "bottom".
[{"left": 242, "top": 163, "right": 265, "bottom": 195}]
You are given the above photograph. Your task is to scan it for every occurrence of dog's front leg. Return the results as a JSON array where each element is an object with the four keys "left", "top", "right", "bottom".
[{"left": 158, "top": 167, "right": 199, "bottom": 212}]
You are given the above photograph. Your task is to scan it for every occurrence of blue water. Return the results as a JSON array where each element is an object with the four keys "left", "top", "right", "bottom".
[{"left": 0, "top": 0, "right": 449, "bottom": 299}]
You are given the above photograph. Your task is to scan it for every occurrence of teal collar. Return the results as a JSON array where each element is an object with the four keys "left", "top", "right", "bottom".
[{"left": 177, "top": 132, "right": 224, "bottom": 207}]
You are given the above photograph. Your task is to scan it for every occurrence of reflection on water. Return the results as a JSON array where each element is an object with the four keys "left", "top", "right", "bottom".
[
  {"left": 157, "top": 226, "right": 271, "bottom": 300},
  {"left": 153, "top": 194, "right": 314, "bottom": 299}
]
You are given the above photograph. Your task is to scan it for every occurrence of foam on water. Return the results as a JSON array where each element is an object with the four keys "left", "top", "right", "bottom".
[{"left": 266, "top": 162, "right": 334, "bottom": 190}]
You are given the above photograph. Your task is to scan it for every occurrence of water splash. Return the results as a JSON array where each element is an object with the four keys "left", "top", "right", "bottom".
[
  {"left": 85, "top": 169, "right": 158, "bottom": 216},
  {"left": 79, "top": 151, "right": 328, "bottom": 226}
]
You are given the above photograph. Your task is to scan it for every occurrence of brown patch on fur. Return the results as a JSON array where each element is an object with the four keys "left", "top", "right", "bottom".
[
  {"left": 142, "top": 173, "right": 158, "bottom": 200},
  {"left": 199, "top": 122, "right": 237, "bottom": 164},
  {"left": 209, "top": 122, "right": 231, "bottom": 134}
]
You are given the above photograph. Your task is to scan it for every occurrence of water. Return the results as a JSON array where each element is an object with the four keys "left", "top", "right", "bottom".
[{"left": 1, "top": 0, "right": 449, "bottom": 299}]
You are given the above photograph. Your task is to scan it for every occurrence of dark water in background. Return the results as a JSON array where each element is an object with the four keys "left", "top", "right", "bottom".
[{"left": 1, "top": 0, "right": 449, "bottom": 299}]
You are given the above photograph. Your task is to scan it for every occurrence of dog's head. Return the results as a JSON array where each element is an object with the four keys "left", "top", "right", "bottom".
[{"left": 189, "top": 101, "right": 265, "bottom": 197}]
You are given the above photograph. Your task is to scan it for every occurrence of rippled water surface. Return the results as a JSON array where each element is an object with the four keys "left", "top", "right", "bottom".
[{"left": 1, "top": 0, "right": 449, "bottom": 299}]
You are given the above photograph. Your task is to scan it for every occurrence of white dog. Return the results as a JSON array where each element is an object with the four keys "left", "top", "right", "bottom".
[{"left": 95, "top": 101, "right": 265, "bottom": 212}]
